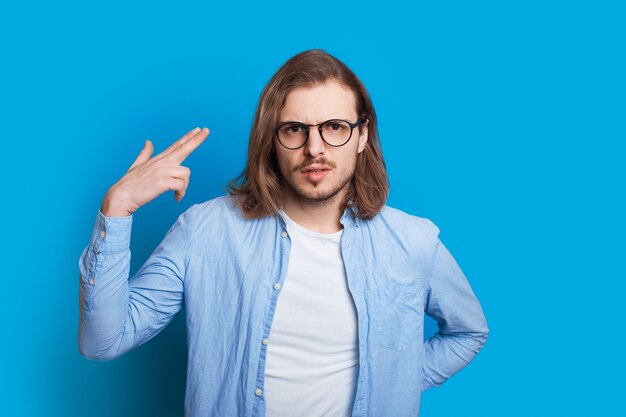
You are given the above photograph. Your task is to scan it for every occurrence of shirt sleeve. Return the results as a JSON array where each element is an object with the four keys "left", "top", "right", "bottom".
[
  {"left": 421, "top": 236, "right": 489, "bottom": 391},
  {"left": 77, "top": 208, "right": 191, "bottom": 360}
]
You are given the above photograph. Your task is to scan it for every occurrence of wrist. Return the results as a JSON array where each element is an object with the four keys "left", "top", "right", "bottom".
[{"left": 101, "top": 189, "right": 134, "bottom": 217}]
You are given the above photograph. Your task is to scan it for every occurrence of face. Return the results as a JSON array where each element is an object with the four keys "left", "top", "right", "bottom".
[{"left": 274, "top": 80, "right": 368, "bottom": 208}]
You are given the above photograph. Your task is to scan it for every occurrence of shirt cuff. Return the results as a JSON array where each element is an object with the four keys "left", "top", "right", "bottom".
[{"left": 88, "top": 210, "right": 133, "bottom": 253}]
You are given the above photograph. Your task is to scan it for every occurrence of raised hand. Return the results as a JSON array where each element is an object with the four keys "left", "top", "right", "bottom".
[{"left": 100, "top": 127, "right": 210, "bottom": 217}]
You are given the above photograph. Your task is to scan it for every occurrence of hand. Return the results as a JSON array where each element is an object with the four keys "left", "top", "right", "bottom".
[{"left": 100, "top": 127, "right": 210, "bottom": 217}]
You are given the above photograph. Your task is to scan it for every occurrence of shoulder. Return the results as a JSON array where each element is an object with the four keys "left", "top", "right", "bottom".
[
  {"left": 183, "top": 194, "right": 248, "bottom": 226},
  {"left": 182, "top": 194, "right": 275, "bottom": 238},
  {"left": 355, "top": 205, "right": 441, "bottom": 277},
  {"left": 374, "top": 204, "right": 440, "bottom": 238},
  {"left": 361, "top": 204, "right": 441, "bottom": 253},
  {"left": 188, "top": 194, "right": 238, "bottom": 216}
]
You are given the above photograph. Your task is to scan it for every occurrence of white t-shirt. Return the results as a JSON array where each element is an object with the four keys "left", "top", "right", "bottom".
[{"left": 264, "top": 209, "right": 359, "bottom": 417}]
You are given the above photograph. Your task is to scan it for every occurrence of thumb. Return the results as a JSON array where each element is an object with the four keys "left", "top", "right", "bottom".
[{"left": 128, "top": 140, "right": 154, "bottom": 171}]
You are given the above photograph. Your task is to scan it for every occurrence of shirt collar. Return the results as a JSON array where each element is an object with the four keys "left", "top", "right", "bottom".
[{"left": 274, "top": 206, "right": 359, "bottom": 230}]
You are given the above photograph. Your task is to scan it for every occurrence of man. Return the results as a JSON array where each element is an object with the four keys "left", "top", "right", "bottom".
[{"left": 78, "top": 49, "right": 489, "bottom": 417}]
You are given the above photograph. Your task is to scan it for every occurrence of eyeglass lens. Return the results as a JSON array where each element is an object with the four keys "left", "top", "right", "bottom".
[{"left": 277, "top": 120, "right": 353, "bottom": 148}]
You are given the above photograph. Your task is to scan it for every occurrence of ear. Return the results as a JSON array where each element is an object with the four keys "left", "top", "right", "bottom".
[{"left": 357, "top": 118, "right": 369, "bottom": 153}]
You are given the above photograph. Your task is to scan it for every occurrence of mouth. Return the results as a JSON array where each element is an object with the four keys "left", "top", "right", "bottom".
[{"left": 301, "top": 165, "right": 331, "bottom": 183}]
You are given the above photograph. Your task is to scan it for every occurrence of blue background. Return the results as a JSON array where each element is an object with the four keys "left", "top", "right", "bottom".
[{"left": 1, "top": 0, "right": 624, "bottom": 416}]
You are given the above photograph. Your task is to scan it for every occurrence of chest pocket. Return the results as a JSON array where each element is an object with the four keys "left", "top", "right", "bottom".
[{"left": 374, "top": 286, "right": 425, "bottom": 351}]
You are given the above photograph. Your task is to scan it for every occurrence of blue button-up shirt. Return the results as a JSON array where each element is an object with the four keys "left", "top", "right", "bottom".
[{"left": 78, "top": 195, "right": 489, "bottom": 417}]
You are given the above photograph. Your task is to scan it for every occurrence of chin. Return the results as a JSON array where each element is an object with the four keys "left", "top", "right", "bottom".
[{"left": 290, "top": 180, "right": 349, "bottom": 204}]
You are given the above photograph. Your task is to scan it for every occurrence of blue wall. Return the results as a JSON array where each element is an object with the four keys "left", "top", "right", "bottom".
[{"left": 2, "top": 0, "right": 624, "bottom": 415}]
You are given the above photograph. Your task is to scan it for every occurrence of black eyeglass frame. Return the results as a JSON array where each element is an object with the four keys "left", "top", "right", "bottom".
[{"left": 274, "top": 117, "right": 366, "bottom": 150}]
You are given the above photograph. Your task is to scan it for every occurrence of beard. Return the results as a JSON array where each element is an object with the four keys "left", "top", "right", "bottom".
[
  {"left": 287, "top": 173, "right": 352, "bottom": 207},
  {"left": 281, "top": 163, "right": 355, "bottom": 208}
]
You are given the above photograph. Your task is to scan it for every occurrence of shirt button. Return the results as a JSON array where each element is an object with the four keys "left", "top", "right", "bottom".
[
  {"left": 262, "top": 338, "right": 269, "bottom": 346},
  {"left": 281, "top": 231, "right": 288, "bottom": 238},
  {"left": 255, "top": 388, "right": 263, "bottom": 397},
  {"left": 273, "top": 283, "right": 282, "bottom": 290},
  {"left": 100, "top": 230, "right": 106, "bottom": 238},
  {"left": 89, "top": 278, "right": 94, "bottom": 286}
]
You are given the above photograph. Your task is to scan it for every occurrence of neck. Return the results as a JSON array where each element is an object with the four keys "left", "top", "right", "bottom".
[{"left": 281, "top": 188, "right": 347, "bottom": 234}]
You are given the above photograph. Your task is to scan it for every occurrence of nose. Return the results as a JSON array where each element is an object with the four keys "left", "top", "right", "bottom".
[{"left": 303, "top": 127, "right": 326, "bottom": 157}]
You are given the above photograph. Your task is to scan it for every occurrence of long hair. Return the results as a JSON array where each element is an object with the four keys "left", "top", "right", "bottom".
[{"left": 228, "top": 49, "right": 388, "bottom": 220}]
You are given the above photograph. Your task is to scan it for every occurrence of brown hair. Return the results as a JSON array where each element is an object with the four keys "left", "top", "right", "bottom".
[{"left": 227, "top": 49, "right": 388, "bottom": 220}]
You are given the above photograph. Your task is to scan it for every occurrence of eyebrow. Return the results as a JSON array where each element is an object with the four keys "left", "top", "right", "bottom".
[{"left": 277, "top": 117, "right": 353, "bottom": 124}]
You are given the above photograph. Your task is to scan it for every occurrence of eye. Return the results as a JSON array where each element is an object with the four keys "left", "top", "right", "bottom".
[
  {"left": 324, "top": 120, "right": 349, "bottom": 131},
  {"left": 280, "top": 123, "right": 304, "bottom": 135}
]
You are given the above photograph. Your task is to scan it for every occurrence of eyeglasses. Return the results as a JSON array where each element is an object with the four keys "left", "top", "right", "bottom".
[{"left": 274, "top": 117, "right": 365, "bottom": 150}]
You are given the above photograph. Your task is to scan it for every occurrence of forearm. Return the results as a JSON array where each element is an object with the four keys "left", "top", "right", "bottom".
[
  {"left": 421, "top": 236, "right": 490, "bottom": 391},
  {"left": 78, "top": 211, "right": 136, "bottom": 360},
  {"left": 421, "top": 327, "right": 489, "bottom": 390},
  {"left": 77, "top": 208, "right": 188, "bottom": 360}
]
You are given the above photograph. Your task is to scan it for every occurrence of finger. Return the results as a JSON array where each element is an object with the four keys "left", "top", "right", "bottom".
[
  {"left": 171, "top": 166, "right": 190, "bottom": 201},
  {"left": 128, "top": 140, "right": 154, "bottom": 171},
  {"left": 168, "top": 165, "right": 191, "bottom": 180},
  {"left": 174, "top": 182, "right": 188, "bottom": 201},
  {"left": 167, "top": 127, "right": 210, "bottom": 164},
  {"left": 163, "top": 177, "right": 187, "bottom": 201},
  {"left": 157, "top": 127, "right": 202, "bottom": 160},
  {"left": 163, "top": 177, "right": 186, "bottom": 196}
]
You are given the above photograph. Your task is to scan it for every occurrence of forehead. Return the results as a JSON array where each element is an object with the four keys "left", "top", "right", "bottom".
[{"left": 280, "top": 80, "right": 358, "bottom": 123}]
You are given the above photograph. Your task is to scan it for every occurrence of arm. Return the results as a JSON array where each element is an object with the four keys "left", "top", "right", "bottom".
[
  {"left": 77, "top": 127, "right": 209, "bottom": 360},
  {"left": 421, "top": 237, "right": 489, "bottom": 391},
  {"left": 77, "top": 208, "right": 192, "bottom": 360}
]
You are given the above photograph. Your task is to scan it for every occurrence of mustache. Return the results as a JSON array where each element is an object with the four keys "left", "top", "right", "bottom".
[{"left": 293, "top": 157, "right": 337, "bottom": 172}]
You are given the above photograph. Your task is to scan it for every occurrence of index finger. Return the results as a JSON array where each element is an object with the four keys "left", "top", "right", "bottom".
[
  {"left": 165, "top": 127, "right": 210, "bottom": 163},
  {"left": 157, "top": 127, "right": 201, "bottom": 159}
]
